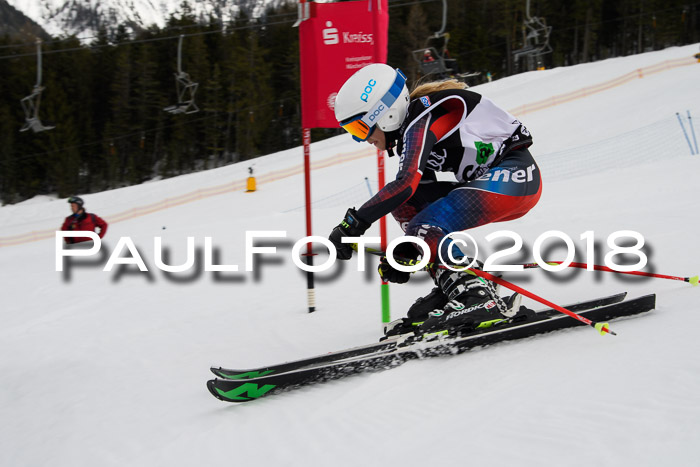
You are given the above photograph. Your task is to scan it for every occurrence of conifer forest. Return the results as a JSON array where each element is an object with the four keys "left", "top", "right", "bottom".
[{"left": 0, "top": 0, "right": 698, "bottom": 204}]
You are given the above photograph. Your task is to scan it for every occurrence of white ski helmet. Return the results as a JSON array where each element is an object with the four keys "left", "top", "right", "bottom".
[{"left": 335, "top": 64, "right": 410, "bottom": 141}]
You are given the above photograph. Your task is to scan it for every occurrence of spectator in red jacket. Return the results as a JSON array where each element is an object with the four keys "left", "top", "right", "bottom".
[{"left": 61, "top": 196, "right": 108, "bottom": 244}]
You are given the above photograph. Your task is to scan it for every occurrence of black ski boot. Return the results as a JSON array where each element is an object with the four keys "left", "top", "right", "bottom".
[
  {"left": 419, "top": 267, "right": 520, "bottom": 334},
  {"left": 383, "top": 287, "right": 449, "bottom": 339}
]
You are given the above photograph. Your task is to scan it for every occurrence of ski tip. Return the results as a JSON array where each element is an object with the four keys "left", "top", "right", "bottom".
[
  {"left": 207, "top": 379, "right": 250, "bottom": 404},
  {"left": 594, "top": 322, "right": 616, "bottom": 336},
  {"left": 688, "top": 275, "right": 699, "bottom": 286},
  {"left": 207, "top": 379, "right": 226, "bottom": 401}
]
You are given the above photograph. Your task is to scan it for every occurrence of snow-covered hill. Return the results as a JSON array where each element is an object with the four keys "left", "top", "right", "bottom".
[
  {"left": 5, "top": 0, "right": 279, "bottom": 39},
  {"left": 1, "top": 44, "right": 700, "bottom": 466}
]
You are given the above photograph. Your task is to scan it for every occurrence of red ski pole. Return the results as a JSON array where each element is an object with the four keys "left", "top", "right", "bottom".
[
  {"left": 351, "top": 244, "right": 616, "bottom": 336},
  {"left": 522, "top": 261, "right": 699, "bottom": 286},
  {"left": 468, "top": 268, "right": 615, "bottom": 336}
]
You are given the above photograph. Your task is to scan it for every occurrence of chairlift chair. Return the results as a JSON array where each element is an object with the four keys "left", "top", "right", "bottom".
[
  {"left": 412, "top": 44, "right": 481, "bottom": 82},
  {"left": 411, "top": 0, "right": 480, "bottom": 83},
  {"left": 20, "top": 40, "right": 55, "bottom": 133},
  {"left": 164, "top": 35, "right": 199, "bottom": 115},
  {"left": 511, "top": 0, "right": 552, "bottom": 71},
  {"left": 412, "top": 46, "right": 449, "bottom": 77}
]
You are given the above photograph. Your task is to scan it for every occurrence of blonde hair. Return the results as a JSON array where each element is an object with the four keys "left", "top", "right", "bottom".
[{"left": 410, "top": 79, "right": 468, "bottom": 100}]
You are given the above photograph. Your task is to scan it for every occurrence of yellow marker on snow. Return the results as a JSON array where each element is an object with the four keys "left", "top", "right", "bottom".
[
  {"left": 246, "top": 176, "right": 256, "bottom": 192},
  {"left": 246, "top": 166, "right": 256, "bottom": 192}
]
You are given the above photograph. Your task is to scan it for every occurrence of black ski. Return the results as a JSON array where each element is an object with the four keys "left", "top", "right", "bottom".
[
  {"left": 210, "top": 292, "right": 627, "bottom": 380},
  {"left": 207, "top": 293, "right": 653, "bottom": 403}
]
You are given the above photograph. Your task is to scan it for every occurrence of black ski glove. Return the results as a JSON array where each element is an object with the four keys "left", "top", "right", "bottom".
[
  {"left": 377, "top": 242, "right": 421, "bottom": 284},
  {"left": 378, "top": 257, "right": 411, "bottom": 283},
  {"left": 329, "top": 208, "right": 371, "bottom": 260}
]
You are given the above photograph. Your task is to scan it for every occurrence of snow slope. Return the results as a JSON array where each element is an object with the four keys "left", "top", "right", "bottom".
[
  {"left": 1, "top": 44, "right": 700, "bottom": 467},
  {"left": 5, "top": 0, "right": 249, "bottom": 39}
]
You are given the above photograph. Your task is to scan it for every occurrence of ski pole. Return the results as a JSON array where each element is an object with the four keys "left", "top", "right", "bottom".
[
  {"left": 351, "top": 245, "right": 698, "bottom": 286},
  {"left": 688, "top": 110, "right": 699, "bottom": 155},
  {"left": 521, "top": 261, "right": 699, "bottom": 286},
  {"left": 676, "top": 112, "right": 695, "bottom": 155},
  {"left": 468, "top": 268, "right": 615, "bottom": 336},
  {"left": 351, "top": 244, "right": 616, "bottom": 336}
]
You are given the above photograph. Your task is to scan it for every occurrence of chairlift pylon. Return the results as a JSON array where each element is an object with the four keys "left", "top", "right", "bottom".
[
  {"left": 164, "top": 35, "right": 199, "bottom": 115},
  {"left": 20, "top": 40, "right": 55, "bottom": 133}
]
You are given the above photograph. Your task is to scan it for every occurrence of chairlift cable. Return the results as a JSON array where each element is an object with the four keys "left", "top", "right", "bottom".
[
  {"left": 0, "top": 0, "right": 694, "bottom": 58},
  {"left": 0, "top": 8, "right": 301, "bottom": 51},
  {"left": 1, "top": 95, "right": 299, "bottom": 167},
  {"left": 0, "top": 18, "right": 298, "bottom": 61},
  {"left": 0, "top": 0, "right": 447, "bottom": 59}
]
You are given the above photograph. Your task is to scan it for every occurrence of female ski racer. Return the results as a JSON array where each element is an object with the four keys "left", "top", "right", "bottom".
[{"left": 328, "top": 63, "right": 542, "bottom": 335}]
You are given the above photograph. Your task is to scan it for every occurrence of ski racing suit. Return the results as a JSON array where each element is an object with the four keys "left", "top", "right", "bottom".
[{"left": 355, "top": 88, "right": 542, "bottom": 261}]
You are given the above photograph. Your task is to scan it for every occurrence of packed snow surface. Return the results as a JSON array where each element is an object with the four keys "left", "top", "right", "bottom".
[{"left": 1, "top": 44, "right": 700, "bottom": 466}]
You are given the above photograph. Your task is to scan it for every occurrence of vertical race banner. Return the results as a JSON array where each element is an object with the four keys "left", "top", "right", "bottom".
[
  {"left": 297, "top": 0, "right": 389, "bottom": 315},
  {"left": 299, "top": 0, "right": 389, "bottom": 128}
]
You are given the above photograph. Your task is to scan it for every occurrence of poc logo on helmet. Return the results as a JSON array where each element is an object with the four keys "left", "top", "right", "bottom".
[
  {"left": 367, "top": 104, "right": 385, "bottom": 122},
  {"left": 360, "top": 79, "right": 377, "bottom": 102}
]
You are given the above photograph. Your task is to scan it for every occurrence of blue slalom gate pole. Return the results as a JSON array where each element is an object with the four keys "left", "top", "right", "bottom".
[
  {"left": 676, "top": 112, "right": 695, "bottom": 155},
  {"left": 687, "top": 110, "right": 699, "bottom": 155},
  {"left": 364, "top": 177, "right": 374, "bottom": 196}
]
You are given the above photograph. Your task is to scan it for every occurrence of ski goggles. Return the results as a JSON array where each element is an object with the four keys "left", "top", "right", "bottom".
[{"left": 339, "top": 69, "right": 407, "bottom": 142}]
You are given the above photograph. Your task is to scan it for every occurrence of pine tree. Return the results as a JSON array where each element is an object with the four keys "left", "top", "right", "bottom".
[
  {"left": 0, "top": 0, "right": 699, "bottom": 204},
  {"left": 0, "top": 102, "right": 17, "bottom": 203}
]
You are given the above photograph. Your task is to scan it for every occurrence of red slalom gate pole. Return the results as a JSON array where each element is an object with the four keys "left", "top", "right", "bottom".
[
  {"left": 522, "top": 261, "right": 699, "bottom": 286},
  {"left": 302, "top": 127, "right": 315, "bottom": 313}
]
